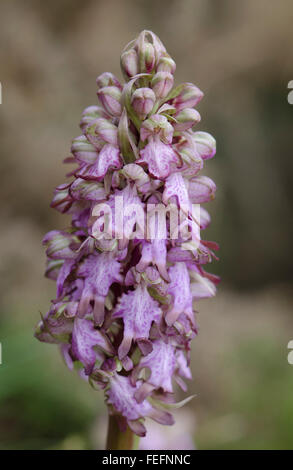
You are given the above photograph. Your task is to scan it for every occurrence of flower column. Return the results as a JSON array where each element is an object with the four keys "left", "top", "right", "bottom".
[{"left": 35, "top": 30, "right": 219, "bottom": 450}]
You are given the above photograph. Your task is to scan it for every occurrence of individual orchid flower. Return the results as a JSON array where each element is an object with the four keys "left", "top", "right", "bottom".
[
  {"left": 35, "top": 30, "right": 218, "bottom": 449},
  {"left": 132, "top": 339, "right": 176, "bottom": 402},
  {"left": 165, "top": 262, "right": 194, "bottom": 326},
  {"left": 106, "top": 373, "right": 174, "bottom": 437},
  {"left": 112, "top": 283, "right": 162, "bottom": 358},
  {"left": 77, "top": 252, "right": 122, "bottom": 325},
  {"left": 71, "top": 317, "right": 114, "bottom": 375}
]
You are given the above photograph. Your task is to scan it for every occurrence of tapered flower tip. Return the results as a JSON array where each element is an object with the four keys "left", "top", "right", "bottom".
[
  {"left": 71, "top": 317, "right": 114, "bottom": 375},
  {"left": 112, "top": 284, "right": 162, "bottom": 359},
  {"left": 131, "top": 88, "right": 156, "bottom": 120}
]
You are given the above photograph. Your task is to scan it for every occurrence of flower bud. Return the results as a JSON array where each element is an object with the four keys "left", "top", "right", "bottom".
[
  {"left": 141, "top": 43, "right": 155, "bottom": 73},
  {"left": 80, "top": 106, "right": 109, "bottom": 133},
  {"left": 188, "top": 176, "right": 216, "bottom": 203},
  {"left": 42, "top": 230, "right": 77, "bottom": 260},
  {"left": 192, "top": 131, "right": 216, "bottom": 160},
  {"left": 173, "top": 108, "right": 201, "bottom": 131},
  {"left": 171, "top": 83, "right": 203, "bottom": 112},
  {"left": 86, "top": 118, "right": 118, "bottom": 147},
  {"left": 97, "top": 86, "right": 122, "bottom": 117},
  {"left": 179, "top": 147, "right": 203, "bottom": 177},
  {"left": 120, "top": 48, "right": 139, "bottom": 79},
  {"left": 140, "top": 114, "right": 173, "bottom": 144},
  {"left": 151, "top": 72, "right": 174, "bottom": 99},
  {"left": 96, "top": 72, "right": 122, "bottom": 90},
  {"left": 131, "top": 87, "right": 156, "bottom": 119},
  {"left": 71, "top": 135, "right": 99, "bottom": 163},
  {"left": 157, "top": 55, "right": 176, "bottom": 74},
  {"left": 143, "top": 30, "right": 166, "bottom": 62},
  {"left": 39, "top": 30, "right": 218, "bottom": 438},
  {"left": 135, "top": 31, "right": 156, "bottom": 73}
]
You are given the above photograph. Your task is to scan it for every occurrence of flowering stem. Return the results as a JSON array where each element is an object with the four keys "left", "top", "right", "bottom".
[{"left": 106, "top": 414, "right": 140, "bottom": 450}]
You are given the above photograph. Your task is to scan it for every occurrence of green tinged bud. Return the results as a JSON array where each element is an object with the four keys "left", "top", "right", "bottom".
[
  {"left": 120, "top": 48, "right": 139, "bottom": 79},
  {"left": 151, "top": 72, "right": 174, "bottom": 99},
  {"left": 157, "top": 55, "right": 176, "bottom": 73},
  {"left": 131, "top": 87, "right": 156, "bottom": 120}
]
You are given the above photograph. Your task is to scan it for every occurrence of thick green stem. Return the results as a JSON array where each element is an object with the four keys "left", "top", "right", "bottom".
[{"left": 106, "top": 414, "right": 140, "bottom": 450}]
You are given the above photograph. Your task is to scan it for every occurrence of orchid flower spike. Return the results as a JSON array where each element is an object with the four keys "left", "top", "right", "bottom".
[{"left": 35, "top": 30, "right": 219, "bottom": 443}]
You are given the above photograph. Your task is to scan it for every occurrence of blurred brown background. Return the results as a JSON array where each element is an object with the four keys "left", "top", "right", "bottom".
[{"left": 0, "top": 0, "right": 293, "bottom": 449}]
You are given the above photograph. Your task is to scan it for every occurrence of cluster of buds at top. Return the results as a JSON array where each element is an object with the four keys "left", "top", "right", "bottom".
[{"left": 35, "top": 30, "right": 219, "bottom": 438}]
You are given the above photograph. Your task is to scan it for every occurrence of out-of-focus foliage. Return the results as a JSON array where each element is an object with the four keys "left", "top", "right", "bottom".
[{"left": 0, "top": 0, "right": 293, "bottom": 449}]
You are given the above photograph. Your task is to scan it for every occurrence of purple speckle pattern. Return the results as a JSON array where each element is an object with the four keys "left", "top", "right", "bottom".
[
  {"left": 71, "top": 317, "right": 112, "bottom": 375},
  {"left": 112, "top": 284, "right": 161, "bottom": 358},
  {"left": 136, "top": 339, "right": 176, "bottom": 392},
  {"left": 107, "top": 374, "right": 153, "bottom": 421},
  {"left": 138, "top": 138, "right": 178, "bottom": 179}
]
